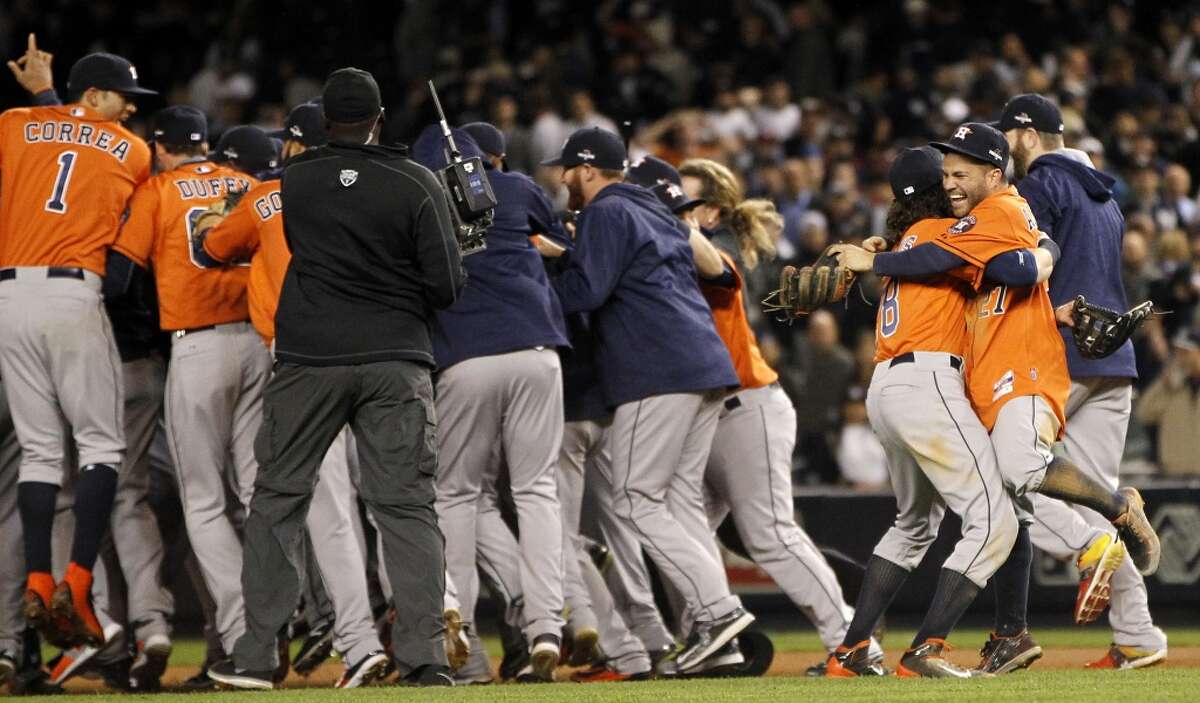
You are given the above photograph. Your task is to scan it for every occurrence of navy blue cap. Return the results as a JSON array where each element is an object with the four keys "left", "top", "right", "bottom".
[
  {"left": 211, "top": 125, "right": 279, "bottom": 174},
  {"left": 650, "top": 182, "right": 705, "bottom": 214},
  {"left": 150, "top": 105, "right": 207, "bottom": 147},
  {"left": 269, "top": 102, "right": 327, "bottom": 147},
  {"left": 542, "top": 127, "right": 627, "bottom": 170},
  {"left": 932, "top": 122, "right": 1009, "bottom": 170},
  {"left": 321, "top": 67, "right": 381, "bottom": 123},
  {"left": 889, "top": 146, "right": 943, "bottom": 200},
  {"left": 626, "top": 155, "right": 683, "bottom": 187},
  {"left": 67, "top": 52, "right": 157, "bottom": 97},
  {"left": 994, "top": 93, "right": 1064, "bottom": 134},
  {"left": 462, "top": 121, "right": 506, "bottom": 158}
]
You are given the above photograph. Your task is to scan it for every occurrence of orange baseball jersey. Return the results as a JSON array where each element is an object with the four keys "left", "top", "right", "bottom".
[
  {"left": 113, "top": 160, "right": 257, "bottom": 331},
  {"left": 699, "top": 251, "right": 778, "bottom": 390},
  {"left": 0, "top": 104, "right": 151, "bottom": 275},
  {"left": 202, "top": 179, "right": 287, "bottom": 344},
  {"left": 932, "top": 186, "right": 1069, "bottom": 432},
  {"left": 874, "top": 218, "right": 977, "bottom": 363}
]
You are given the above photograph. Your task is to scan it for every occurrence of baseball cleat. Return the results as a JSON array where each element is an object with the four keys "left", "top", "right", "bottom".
[
  {"left": 1084, "top": 645, "right": 1167, "bottom": 670},
  {"left": 675, "top": 607, "right": 755, "bottom": 672},
  {"left": 684, "top": 640, "right": 745, "bottom": 677},
  {"left": 1075, "top": 534, "right": 1126, "bottom": 625},
  {"left": 292, "top": 623, "right": 333, "bottom": 676},
  {"left": 23, "top": 588, "right": 73, "bottom": 650},
  {"left": 571, "top": 663, "right": 653, "bottom": 682},
  {"left": 207, "top": 657, "right": 275, "bottom": 690},
  {"left": 49, "top": 622, "right": 124, "bottom": 684},
  {"left": 129, "top": 633, "right": 172, "bottom": 691},
  {"left": 585, "top": 538, "right": 613, "bottom": 574},
  {"left": 528, "top": 633, "right": 560, "bottom": 682},
  {"left": 825, "top": 639, "right": 887, "bottom": 677},
  {"left": 0, "top": 649, "right": 16, "bottom": 687},
  {"left": 977, "top": 631, "right": 1043, "bottom": 674},
  {"left": 1111, "top": 487, "right": 1160, "bottom": 575},
  {"left": 180, "top": 664, "right": 219, "bottom": 691},
  {"left": 404, "top": 664, "right": 454, "bottom": 686},
  {"left": 443, "top": 608, "right": 470, "bottom": 672},
  {"left": 49, "top": 580, "right": 104, "bottom": 649},
  {"left": 896, "top": 639, "right": 991, "bottom": 678},
  {"left": 566, "top": 626, "right": 600, "bottom": 667},
  {"left": 335, "top": 650, "right": 390, "bottom": 689}
]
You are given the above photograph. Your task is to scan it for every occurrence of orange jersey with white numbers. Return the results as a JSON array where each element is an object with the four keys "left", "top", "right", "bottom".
[
  {"left": 932, "top": 186, "right": 1069, "bottom": 432},
  {"left": 699, "top": 251, "right": 778, "bottom": 390},
  {"left": 202, "top": 179, "right": 287, "bottom": 344},
  {"left": 0, "top": 104, "right": 151, "bottom": 274},
  {"left": 873, "top": 218, "right": 975, "bottom": 363},
  {"left": 113, "top": 160, "right": 257, "bottom": 331}
]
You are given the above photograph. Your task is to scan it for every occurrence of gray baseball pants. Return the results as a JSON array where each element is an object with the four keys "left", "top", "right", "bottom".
[
  {"left": 434, "top": 349, "right": 565, "bottom": 643},
  {"left": 0, "top": 385, "right": 25, "bottom": 659},
  {"left": 1026, "top": 377, "right": 1166, "bottom": 651},
  {"left": 867, "top": 353, "right": 1018, "bottom": 589},
  {"left": 166, "top": 322, "right": 271, "bottom": 653},
  {"left": 234, "top": 360, "right": 446, "bottom": 675}
]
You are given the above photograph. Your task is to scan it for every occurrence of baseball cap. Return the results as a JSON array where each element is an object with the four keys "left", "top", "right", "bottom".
[
  {"left": 321, "top": 67, "right": 381, "bottom": 124},
  {"left": 150, "top": 105, "right": 207, "bottom": 147},
  {"left": 931, "top": 122, "right": 1009, "bottom": 170},
  {"left": 889, "top": 146, "right": 943, "bottom": 200},
  {"left": 269, "top": 102, "right": 327, "bottom": 147},
  {"left": 461, "top": 121, "right": 506, "bottom": 158},
  {"left": 211, "top": 125, "right": 279, "bottom": 174},
  {"left": 650, "top": 182, "right": 704, "bottom": 214},
  {"left": 542, "top": 127, "right": 627, "bottom": 170},
  {"left": 993, "top": 93, "right": 1064, "bottom": 134},
  {"left": 67, "top": 52, "right": 158, "bottom": 97},
  {"left": 626, "top": 155, "right": 683, "bottom": 187}
]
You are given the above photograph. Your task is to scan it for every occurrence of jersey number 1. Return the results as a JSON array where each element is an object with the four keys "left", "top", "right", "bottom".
[{"left": 44, "top": 151, "right": 77, "bottom": 214}]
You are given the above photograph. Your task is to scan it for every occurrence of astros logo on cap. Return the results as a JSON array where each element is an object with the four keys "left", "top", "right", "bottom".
[{"left": 953, "top": 125, "right": 972, "bottom": 141}]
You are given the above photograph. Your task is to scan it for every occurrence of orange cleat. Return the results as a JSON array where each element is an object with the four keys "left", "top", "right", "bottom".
[
  {"left": 825, "top": 640, "right": 887, "bottom": 677},
  {"left": 51, "top": 563, "right": 104, "bottom": 648},
  {"left": 1085, "top": 644, "right": 1167, "bottom": 670}
]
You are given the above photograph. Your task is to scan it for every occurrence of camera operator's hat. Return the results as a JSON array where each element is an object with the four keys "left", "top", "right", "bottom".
[
  {"left": 68, "top": 53, "right": 157, "bottom": 97},
  {"left": 889, "top": 146, "right": 943, "bottom": 200},
  {"left": 542, "top": 127, "right": 627, "bottom": 170},
  {"left": 150, "top": 105, "right": 206, "bottom": 147},
  {"left": 462, "top": 122, "right": 506, "bottom": 158},
  {"left": 626, "top": 155, "right": 683, "bottom": 187},
  {"left": 932, "top": 122, "right": 1009, "bottom": 170},
  {"left": 322, "top": 67, "right": 381, "bottom": 123},
  {"left": 270, "top": 102, "right": 327, "bottom": 147},
  {"left": 211, "top": 125, "right": 279, "bottom": 174},
  {"left": 993, "top": 93, "right": 1064, "bottom": 134}
]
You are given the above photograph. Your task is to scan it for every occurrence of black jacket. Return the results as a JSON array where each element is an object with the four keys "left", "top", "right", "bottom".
[{"left": 274, "top": 141, "right": 465, "bottom": 367}]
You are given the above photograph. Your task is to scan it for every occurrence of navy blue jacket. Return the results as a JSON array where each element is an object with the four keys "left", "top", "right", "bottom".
[
  {"left": 553, "top": 183, "right": 738, "bottom": 407},
  {"left": 411, "top": 126, "right": 568, "bottom": 370},
  {"left": 1018, "top": 153, "right": 1136, "bottom": 379}
]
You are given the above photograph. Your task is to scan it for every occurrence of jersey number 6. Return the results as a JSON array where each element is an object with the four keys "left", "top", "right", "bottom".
[{"left": 44, "top": 151, "right": 77, "bottom": 214}]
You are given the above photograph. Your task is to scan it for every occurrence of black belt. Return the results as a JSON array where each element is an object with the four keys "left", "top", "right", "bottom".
[
  {"left": 172, "top": 325, "right": 215, "bottom": 339},
  {"left": 724, "top": 382, "right": 780, "bottom": 411},
  {"left": 0, "top": 266, "right": 85, "bottom": 281},
  {"left": 889, "top": 351, "right": 962, "bottom": 371}
]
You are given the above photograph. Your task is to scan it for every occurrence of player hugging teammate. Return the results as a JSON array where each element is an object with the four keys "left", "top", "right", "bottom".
[{"left": 0, "top": 32, "right": 1171, "bottom": 694}]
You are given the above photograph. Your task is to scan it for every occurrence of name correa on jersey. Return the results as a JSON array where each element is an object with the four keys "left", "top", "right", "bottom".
[{"left": 23, "top": 120, "right": 135, "bottom": 162}]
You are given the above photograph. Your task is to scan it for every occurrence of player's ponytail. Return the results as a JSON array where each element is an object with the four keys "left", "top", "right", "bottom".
[{"left": 679, "top": 158, "right": 781, "bottom": 271}]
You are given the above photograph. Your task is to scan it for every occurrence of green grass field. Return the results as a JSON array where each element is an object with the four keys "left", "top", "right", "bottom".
[{"left": 31, "top": 626, "right": 1200, "bottom": 702}]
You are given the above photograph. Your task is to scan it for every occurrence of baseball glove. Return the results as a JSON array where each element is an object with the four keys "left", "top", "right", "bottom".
[
  {"left": 193, "top": 188, "right": 247, "bottom": 233},
  {"left": 1070, "top": 295, "right": 1154, "bottom": 359},
  {"left": 761, "top": 246, "right": 855, "bottom": 319}
]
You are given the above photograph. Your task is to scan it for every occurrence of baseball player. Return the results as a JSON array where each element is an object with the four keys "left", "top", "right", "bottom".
[
  {"left": 9, "top": 50, "right": 176, "bottom": 691},
  {"left": 411, "top": 124, "right": 568, "bottom": 682},
  {"left": 109, "top": 108, "right": 274, "bottom": 666},
  {"left": 0, "top": 50, "right": 155, "bottom": 651},
  {"left": 194, "top": 102, "right": 391, "bottom": 688},
  {"left": 998, "top": 93, "right": 1168, "bottom": 669},
  {"left": 546, "top": 127, "right": 753, "bottom": 673}
]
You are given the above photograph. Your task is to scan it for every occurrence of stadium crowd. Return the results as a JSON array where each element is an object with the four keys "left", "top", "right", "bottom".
[{"left": 4, "top": 0, "right": 1199, "bottom": 485}]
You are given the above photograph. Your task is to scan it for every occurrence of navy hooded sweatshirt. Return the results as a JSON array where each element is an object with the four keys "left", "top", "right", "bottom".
[
  {"left": 411, "top": 126, "right": 568, "bottom": 370},
  {"left": 1017, "top": 152, "right": 1136, "bottom": 379},
  {"left": 552, "top": 182, "right": 738, "bottom": 407}
]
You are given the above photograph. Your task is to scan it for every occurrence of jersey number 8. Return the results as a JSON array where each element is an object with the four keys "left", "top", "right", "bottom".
[
  {"left": 44, "top": 151, "right": 77, "bottom": 214},
  {"left": 880, "top": 278, "right": 900, "bottom": 337}
]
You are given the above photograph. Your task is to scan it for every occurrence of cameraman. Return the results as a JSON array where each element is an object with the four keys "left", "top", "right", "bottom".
[{"left": 208, "top": 67, "right": 465, "bottom": 689}]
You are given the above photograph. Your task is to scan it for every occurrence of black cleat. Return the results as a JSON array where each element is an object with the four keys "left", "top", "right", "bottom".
[
  {"left": 978, "top": 631, "right": 1043, "bottom": 674},
  {"left": 676, "top": 607, "right": 755, "bottom": 672}
]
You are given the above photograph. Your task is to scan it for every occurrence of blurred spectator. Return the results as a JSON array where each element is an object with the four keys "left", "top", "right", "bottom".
[
  {"left": 753, "top": 78, "right": 801, "bottom": 142},
  {"left": 782, "top": 310, "right": 854, "bottom": 484},
  {"left": 1136, "top": 327, "right": 1200, "bottom": 476},
  {"left": 564, "top": 89, "right": 618, "bottom": 135}
]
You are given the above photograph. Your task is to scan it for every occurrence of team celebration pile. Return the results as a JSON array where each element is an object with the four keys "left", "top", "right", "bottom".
[{"left": 0, "top": 3, "right": 1191, "bottom": 697}]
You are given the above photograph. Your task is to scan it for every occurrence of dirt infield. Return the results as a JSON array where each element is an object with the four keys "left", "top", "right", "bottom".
[{"left": 51, "top": 646, "right": 1200, "bottom": 693}]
